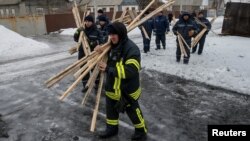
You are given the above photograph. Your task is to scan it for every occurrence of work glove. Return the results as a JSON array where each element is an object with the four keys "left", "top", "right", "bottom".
[
  {"left": 77, "top": 27, "right": 84, "bottom": 32},
  {"left": 73, "top": 32, "right": 79, "bottom": 42},
  {"left": 74, "top": 27, "right": 84, "bottom": 42},
  {"left": 188, "top": 29, "right": 195, "bottom": 37}
]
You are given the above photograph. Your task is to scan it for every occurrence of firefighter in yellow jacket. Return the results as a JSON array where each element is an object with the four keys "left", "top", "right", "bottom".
[{"left": 96, "top": 22, "right": 147, "bottom": 141}]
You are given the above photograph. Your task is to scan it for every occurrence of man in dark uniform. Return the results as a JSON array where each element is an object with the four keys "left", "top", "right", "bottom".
[
  {"left": 73, "top": 15, "right": 103, "bottom": 92},
  {"left": 154, "top": 11, "right": 170, "bottom": 50},
  {"left": 168, "top": 12, "right": 173, "bottom": 25},
  {"left": 172, "top": 12, "right": 198, "bottom": 64},
  {"left": 98, "top": 15, "right": 109, "bottom": 43},
  {"left": 96, "top": 22, "right": 147, "bottom": 141},
  {"left": 139, "top": 11, "right": 154, "bottom": 53},
  {"left": 192, "top": 11, "right": 211, "bottom": 55},
  {"left": 96, "top": 9, "right": 110, "bottom": 25}
]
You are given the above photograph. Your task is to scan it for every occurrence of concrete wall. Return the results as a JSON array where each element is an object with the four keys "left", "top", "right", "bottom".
[
  {"left": 0, "top": 0, "right": 20, "bottom": 5},
  {"left": 0, "top": 16, "right": 47, "bottom": 36}
]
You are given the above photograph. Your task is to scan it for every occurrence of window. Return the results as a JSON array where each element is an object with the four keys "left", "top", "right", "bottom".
[
  {"left": 11, "top": 9, "right": 15, "bottom": 16},
  {"left": 6, "top": 9, "right": 9, "bottom": 17},
  {"left": 36, "top": 8, "right": 44, "bottom": 15},
  {"left": 0, "top": 9, "right": 4, "bottom": 17},
  {"left": 110, "top": 7, "right": 114, "bottom": 12},
  {"left": 132, "top": 7, "right": 135, "bottom": 10},
  {"left": 51, "top": 8, "right": 58, "bottom": 14}
]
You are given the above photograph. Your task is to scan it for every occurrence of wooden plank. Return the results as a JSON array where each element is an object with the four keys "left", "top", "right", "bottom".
[
  {"left": 191, "top": 28, "right": 207, "bottom": 48},
  {"left": 72, "top": 7, "right": 81, "bottom": 28},
  {"left": 90, "top": 72, "right": 104, "bottom": 132},
  {"left": 178, "top": 32, "right": 191, "bottom": 50},
  {"left": 81, "top": 65, "right": 100, "bottom": 106},
  {"left": 128, "top": 0, "right": 156, "bottom": 28},
  {"left": 45, "top": 52, "right": 97, "bottom": 87},
  {"left": 59, "top": 44, "right": 111, "bottom": 101},
  {"left": 90, "top": 55, "right": 107, "bottom": 132},
  {"left": 127, "top": 0, "right": 175, "bottom": 32},
  {"left": 73, "top": 55, "right": 98, "bottom": 78},
  {"left": 119, "top": 8, "right": 129, "bottom": 22},
  {"left": 112, "top": 6, "right": 117, "bottom": 22}
]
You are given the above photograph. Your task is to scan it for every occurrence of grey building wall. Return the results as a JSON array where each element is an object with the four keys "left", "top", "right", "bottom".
[
  {"left": 174, "top": 0, "right": 203, "bottom": 6},
  {"left": 0, "top": 0, "right": 20, "bottom": 5},
  {"left": 0, "top": 16, "right": 47, "bottom": 36},
  {"left": 0, "top": 0, "right": 73, "bottom": 17}
]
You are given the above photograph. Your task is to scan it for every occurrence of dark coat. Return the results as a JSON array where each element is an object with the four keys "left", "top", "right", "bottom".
[
  {"left": 105, "top": 22, "right": 141, "bottom": 101},
  {"left": 154, "top": 15, "right": 170, "bottom": 34},
  {"left": 172, "top": 13, "right": 198, "bottom": 43},
  {"left": 74, "top": 25, "right": 103, "bottom": 59},
  {"left": 99, "top": 23, "right": 109, "bottom": 43},
  {"left": 198, "top": 17, "right": 212, "bottom": 34},
  {"left": 140, "top": 18, "right": 154, "bottom": 38}
]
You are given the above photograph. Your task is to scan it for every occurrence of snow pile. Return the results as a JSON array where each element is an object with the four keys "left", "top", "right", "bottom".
[
  {"left": 0, "top": 25, "right": 49, "bottom": 61},
  {"left": 60, "top": 28, "right": 76, "bottom": 36},
  {"left": 211, "top": 16, "right": 224, "bottom": 34}
]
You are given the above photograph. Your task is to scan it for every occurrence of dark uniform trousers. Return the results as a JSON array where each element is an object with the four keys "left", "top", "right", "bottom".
[
  {"left": 78, "top": 46, "right": 90, "bottom": 86},
  {"left": 192, "top": 34, "right": 206, "bottom": 54},
  {"left": 176, "top": 39, "right": 191, "bottom": 63},
  {"left": 142, "top": 32, "right": 152, "bottom": 52},
  {"left": 156, "top": 34, "right": 166, "bottom": 49},
  {"left": 105, "top": 89, "right": 147, "bottom": 133}
]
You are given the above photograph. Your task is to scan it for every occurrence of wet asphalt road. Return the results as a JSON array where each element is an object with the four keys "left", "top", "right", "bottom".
[{"left": 1, "top": 34, "right": 250, "bottom": 141}]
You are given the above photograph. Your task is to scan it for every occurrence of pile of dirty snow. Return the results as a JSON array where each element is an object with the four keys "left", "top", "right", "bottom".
[
  {"left": 0, "top": 25, "right": 49, "bottom": 62},
  {"left": 60, "top": 28, "right": 77, "bottom": 36}
]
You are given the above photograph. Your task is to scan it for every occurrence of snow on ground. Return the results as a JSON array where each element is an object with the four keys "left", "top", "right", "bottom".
[
  {"left": 0, "top": 25, "right": 50, "bottom": 62},
  {"left": 58, "top": 18, "right": 250, "bottom": 95},
  {"left": 128, "top": 16, "right": 250, "bottom": 95},
  {"left": 60, "top": 28, "right": 77, "bottom": 36}
]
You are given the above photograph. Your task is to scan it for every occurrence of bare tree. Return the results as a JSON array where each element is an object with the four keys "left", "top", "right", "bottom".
[{"left": 211, "top": 0, "right": 224, "bottom": 16}]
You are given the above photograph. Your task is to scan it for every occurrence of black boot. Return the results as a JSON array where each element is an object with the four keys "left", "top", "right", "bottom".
[
  {"left": 98, "top": 126, "right": 118, "bottom": 139},
  {"left": 81, "top": 86, "right": 88, "bottom": 93},
  {"left": 131, "top": 130, "right": 147, "bottom": 141},
  {"left": 176, "top": 58, "right": 180, "bottom": 63},
  {"left": 183, "top": 60, "right": 189, "bottom": 64}
]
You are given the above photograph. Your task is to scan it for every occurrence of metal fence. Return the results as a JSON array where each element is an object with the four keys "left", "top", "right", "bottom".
[{"left": 222, "top": 2, "right": 250, "bottom": 37}]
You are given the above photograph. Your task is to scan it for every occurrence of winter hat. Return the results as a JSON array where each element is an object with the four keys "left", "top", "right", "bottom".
[
  {"left": 84, "top": 15, "right": 94, "bottom": 22},
  {"left": 108, "top": 22, "right": 127, "bottom": 39},
  {"left": 181, "top": 11, "right": 191, "bottom": 18},
  {"left": 198, "top": 11, "right": 204, "bottom": 15},
  {"left": 98, "top": 15, "right": 107, "bottom": 22},
  {"left": 98, "top": 9, "right": 104, "bottom": 14}
]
